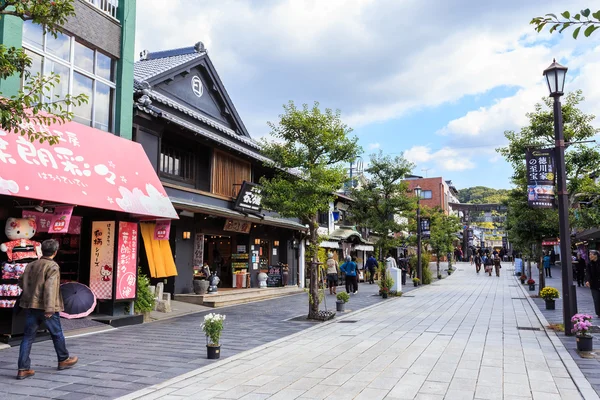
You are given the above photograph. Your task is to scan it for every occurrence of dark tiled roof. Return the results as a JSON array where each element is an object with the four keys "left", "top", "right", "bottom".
[{"left": 134, "top": 47, "right": 204, "bottom": 82}]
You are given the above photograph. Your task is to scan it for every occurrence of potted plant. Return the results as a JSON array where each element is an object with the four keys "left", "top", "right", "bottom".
[
  {"left": 202, "top": 313, "right": 226, "bottom": 359},
  {"left": 447, "top": 268, "right": 453, "bottom": 275},
  {"left": 520, "top": 274, "right": 527, "bottom": 285},
  {"left": 571, "top": 314, "right": 594, "bottom": 352},
  {"left": 412, "top": 277, "right": 420, "bottom": 287},
  {"left": 437, "top": 274, "right": 442, "bottom": 280},
  {"left": 135, "top": 269, "right": 156, "bottom": 322},
  {"left": 540, "top": 287, "right": 559, "bottom": 310},
  {"left": 527, "top": 278, "right": 536, "bottom": 291},
  {"left": 336, "top": 292, "right": 350, "bottom": 311},
  {"left": 381, "top": 286, "right": 390, "bottom": 299}
]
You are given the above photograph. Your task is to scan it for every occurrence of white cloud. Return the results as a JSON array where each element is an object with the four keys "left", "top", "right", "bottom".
[
  {"left": 368, "top": 142, "right": 380, "bottom": 150},
  {"left": 405, "top": 146, "right": 475, "bottom": 173}
]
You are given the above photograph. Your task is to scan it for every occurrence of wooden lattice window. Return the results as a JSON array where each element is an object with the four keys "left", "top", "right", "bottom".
[
  {"left": 212, "top": 150, "right": 251, "bottom": 197},
  {"left": 160, "top": 143, "right": 196, "bottom": 184}
]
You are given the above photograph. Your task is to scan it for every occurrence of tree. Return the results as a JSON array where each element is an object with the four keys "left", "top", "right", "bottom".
[
  {"left": 428, "top": 208, "right": 462, "bottom": 279},
  {"left": 531, "top": 9, "right": 600, "bottom": 39},
  {"left": 457, "top": 187, "right": 509, "bottom": 204},
  {"left": 498, "top": 91, "right": 600, "bottom": 289},
  {"left": 349, "top": 151, "right": 414, "bottom": 257},
  {"left": 0, "top": 0, "right": 87, "bottom": 144},
  {"left": 259, "top": 101, "right": 360, "bottom": 319}
]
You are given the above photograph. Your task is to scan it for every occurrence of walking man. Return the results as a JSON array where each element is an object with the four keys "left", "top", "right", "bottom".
[
  {"left": 474, "top": 252, "right": 482, "bottom": 273},
  {"left": 17, "top": 239, "right": 77, "bottom": 380},
  {"left": 365, "top": 253, "right": 378, "bottom": 284},
  {"left": 585, "top": 250, "right": 600, "bottom": 318},
  {"left": 493, "top": 254, "right": 501, "bottom": 277},
  {"left": 325, "top": 253, "right": 339, "bottom": 295}
]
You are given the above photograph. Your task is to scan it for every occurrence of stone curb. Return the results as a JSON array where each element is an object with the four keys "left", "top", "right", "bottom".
[
  {"left": 515, "top": 275, "right": 600, "bottom": 400},
  {"left": 117, "top": 280, "right": 436, "bottom": 400}
]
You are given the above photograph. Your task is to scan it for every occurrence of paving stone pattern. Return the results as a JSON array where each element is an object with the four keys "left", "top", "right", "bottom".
[
  {"left": 0, "top": 279, "right": 407, "bottom": 400},
  {"left": 528, "top": 264, "right": 600, "bottom": 397},
  {"left": 121, "top": 263, "right": 598, "bottom": 400}
]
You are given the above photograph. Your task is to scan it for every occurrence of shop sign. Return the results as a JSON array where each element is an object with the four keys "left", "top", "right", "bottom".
[
  {"left": 223, "top": 218, "right": 252, "bottom": 233},
  {"left": 0, "top": 120, "right": 177, "bottom": 219},
  {"left": 48, "top": 205, "right": 74, "bottom": 233},
  {"left": 153, "top": 219, "right": 171, "bottom": 240},
  {"left": 542, "top": 238, "right": 560, "bottom": 246},
  {"left": 22, "top": 210, "right": 81, "bottom": 234},
  {"left": 234, "top": 181, "right": 262, "bottom": 213},
  {"left": 420, "top": 217, "right": 431, "bottom": 239},
  {"left": 89, "top": 221, "right": 114, "bottom": 300},
  {"left": 193, "top": 233, "right": 204, "bottom": 268},
  {"left": 526, "top": 148, "right": 556, "bottom": 209},
  {"left": 115, "top": 222, "right": 138, "bottom": 300}
]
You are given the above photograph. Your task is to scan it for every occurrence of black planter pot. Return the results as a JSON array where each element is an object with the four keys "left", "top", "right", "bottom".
[
  {"left": 528, "top": 284, "right": 536, "bottom": 291},
  {"left": 382, "top": 292, "right": 388, "bottom": 299},
  {"left": 576, "top": 335, "right": 593, "bottom": 352},
  {"left": 207, "top": 345, "right": 221, "bottom": 360},
  {"left": 336, "top": 301, "right": 345, "bottom": 312},
  {"left": 545, "top": 299, "right": 556, "bottom": 310},
  {"left": 413, "top": 283, "right": 418, "bottom": 287}
]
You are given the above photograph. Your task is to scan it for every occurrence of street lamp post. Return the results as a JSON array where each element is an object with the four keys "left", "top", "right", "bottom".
[
  {"left": 543, "top": 59, "right": 576, "bottom": 336},
  {"left": 415, "top": 185, "right": 422, "bottom": 283}
]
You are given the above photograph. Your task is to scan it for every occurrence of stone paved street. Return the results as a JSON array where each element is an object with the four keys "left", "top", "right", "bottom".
[
  {"left": 121, "top": 263, "right": 599, "bottom": 400},
  {"left": 0, "top": 279, "right": 406, "bottom": 400}
]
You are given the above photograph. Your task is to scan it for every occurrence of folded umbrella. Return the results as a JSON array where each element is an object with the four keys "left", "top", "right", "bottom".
[{"left": 59, "top": 282, "right": 97, "bottom": 319}]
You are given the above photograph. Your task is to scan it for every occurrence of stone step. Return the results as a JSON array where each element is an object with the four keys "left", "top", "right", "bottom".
[{"left": 174, "top": 287, "right": 304, "bottom": 308}]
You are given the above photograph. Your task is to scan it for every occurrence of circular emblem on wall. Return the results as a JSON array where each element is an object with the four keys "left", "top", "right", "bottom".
[{"left": 191, "top": 76, "right": 203, "bottom": 98}]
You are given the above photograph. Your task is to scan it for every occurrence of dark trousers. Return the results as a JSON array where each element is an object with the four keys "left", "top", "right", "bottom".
[
  {"left": 545, "top": 267, "right": 552, "bottom": 278},
  {"left": 401, "top": 270, "right": 406, "bottom": 285},
  {"left": 18, "top": 309, "right": 69, "bottom": 370},
  {"left": 368, "top": 267, "right": 376, "bottom": 284},
  {"left": 576, "top": 269, "right": 585, "bottom": 286},
  {"left": 592, "top": 288, "right": 600, "bottom": 317},
  {"left": 345, "top": 275, "right": 358, "bottom": 293}
]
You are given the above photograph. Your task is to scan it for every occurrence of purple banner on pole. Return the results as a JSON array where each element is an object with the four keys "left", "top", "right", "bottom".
[{"left": 526, "top": 148, "right": 556, "bottom": 208}]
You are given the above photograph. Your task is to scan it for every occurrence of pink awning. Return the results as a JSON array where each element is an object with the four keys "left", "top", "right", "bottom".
[{"left": 0, "top": 121, "right": 178, "bottom": 219}]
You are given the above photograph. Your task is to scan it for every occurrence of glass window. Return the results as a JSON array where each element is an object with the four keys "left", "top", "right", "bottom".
[
  {"left": 94, "top": 82, "right": 113, "bottom": 132},
  {"left": 96, "top": 52, "right": 113, "bottom": 81},
  {"left": 72, "top": 72, "right": 93, "bottom": 127},
  {"left": 22, "top": 21, "right": 44, "bottom": 49},
  {"left": 23, "top": 50, "right": 43, "bottom": 88},
  {"left": 44, "top": 60, "right": 70, "bottom": 103},
  {"left": 46, "top": 30, "right": 71, "bottom": 61},
  {"left": 74, "top": 41, "right": 94, "bottom": 73},
  {"left": 422, "top": 190, "right": 433, "bottom": 199}
]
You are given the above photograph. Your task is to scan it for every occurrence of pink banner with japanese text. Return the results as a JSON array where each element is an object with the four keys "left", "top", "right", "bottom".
[
  {"left": 116, "top": 221, "right": 138, "bottom": 300},
  {"left": 0, "top": 120, "right": 177, "bottom": 219},
  {"left": 153, "top": 219, "right": 171, "bottom": 240},
  {"left": 48, "top": 205, "right": 73, "bottom": 233},
  {"left": 89, "top": 221, "right": 115, "bottom": 300},
  {"left": 22, "top": 210, "right": 82, "bottom": 234}
]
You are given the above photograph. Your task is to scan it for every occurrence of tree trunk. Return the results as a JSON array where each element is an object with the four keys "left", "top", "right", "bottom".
[
  {"left": 436, "top": 254, "right": 440, "bottom": 277},
  {"left": 538, "top": 240, "right": 545, "bottom": 293},
  {"left": 308, "top": 215, "right": 320, "bottom": 319}
]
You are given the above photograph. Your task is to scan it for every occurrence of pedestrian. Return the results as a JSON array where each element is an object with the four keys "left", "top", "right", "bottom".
[
  {"left": 399, "top": 257, "right": 408, "bottom": 285},
  {"left": 543, "top": 251, "right": 552, "bottom": 278},
  {"left": 325, "top": 253, "right": 339, "bottom": 295},
  {"left": 550, "top": 249, "right": 556, "bottom": 266},
  {"left": 365, "top": 253, "right": 378, "bottom": 284},
  {"left": 576, "top": 253, "right": 586, "bottom": 287},
  {"left": 340, "top": 255, "right": 359, "bottom": 294},
  {"left": 16, "top": 239, "right": 78, "bottom": 380},
  {"left": 459, "top": 248, "right": 463, "bottom": 262},
  {"left": 474, "top": 252, "right": 482, "bottom": 273},
  {"left": 493, "top": 254, "right": 501, "bottom": 277},
  {"left": 385, "top": 252, "right": 397, "bottom": 271},
  {"left": 484, "top": 254, "right": 493, "bottom": 276},
  {"left": 585, "top": 250, "right": 600, "bottom": 318}
]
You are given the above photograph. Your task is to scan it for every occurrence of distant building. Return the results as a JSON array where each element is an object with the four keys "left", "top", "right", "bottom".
[{"left": 403, "top": 176, "right": 460, "bottom": 215}]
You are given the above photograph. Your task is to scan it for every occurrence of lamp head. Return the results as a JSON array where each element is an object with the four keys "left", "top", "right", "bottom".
[{"left": 543, "top": 59, "right": 568, "bottom": 97}]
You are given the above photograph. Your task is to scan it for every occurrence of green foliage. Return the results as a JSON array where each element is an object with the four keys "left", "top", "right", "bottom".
[
  {"left": 408, "top": 253, "right": 431, "bottom": 284},
  {"left": 259, "top": 101, "right": 361, "bottom": 317},
  {"left": 0, "top": 1, "right": 89, "bottom": 144},
  {"left": 201, "top": 313, "right": 225, "bottom": 346},
  {"left": 134, "top": 269, "right": 155, "bottom": 314},
  {"left": 540, "top": 287, "right": 560, "bottom": 300},
  {"left": 457, "top": 187, "right": 509, "bottom": 204},
  {"left": 531, "top": 9, "right": 600, "bottom": 38},
  {"left": 348, "top": 151, "right": 414, "bottom": 255},
  {"left": 497, "top": 91, "right": 600, "bottom": 253},
  {"left": 412, "top": 277, "right": 420, "bottom": 284},
  {"left": 336, "top": 292, "right": 350, "bottom": 303},
  {"left": 377, "top": 265, "right": 394, "bottom": 291},
  {"left": 428, "top": 208, "right": 461, "bottom": 275},
  {"left": 389, "top": 290, "right": 402, "bottom": 297}
]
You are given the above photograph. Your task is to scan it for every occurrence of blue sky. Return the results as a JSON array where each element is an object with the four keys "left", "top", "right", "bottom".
[{"left": 135, "top": 0, "right": 600, "bottom": 191}]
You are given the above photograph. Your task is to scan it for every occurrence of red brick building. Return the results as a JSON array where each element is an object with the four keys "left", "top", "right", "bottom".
[{"left": 403, "top": 176, "right": 460, "bottom": 215}]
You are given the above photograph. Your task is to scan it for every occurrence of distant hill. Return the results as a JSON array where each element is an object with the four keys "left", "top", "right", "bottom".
[{"left": 457, "top": 186, "right": 509, "bottom": 204}]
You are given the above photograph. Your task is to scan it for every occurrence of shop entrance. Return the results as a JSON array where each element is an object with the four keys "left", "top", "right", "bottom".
[{"left": 204, "top": 234, "right": 250, "bottom": 288}]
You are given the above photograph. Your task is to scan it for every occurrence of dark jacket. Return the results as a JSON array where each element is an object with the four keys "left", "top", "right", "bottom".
[
  {"left": 587, "top": 259, "right": 600, "bottom": 290},
  {"left": 365, "top": 256, "right": 378, "bottom": 270},
  {"left": 19, "top": 257, "right": 64, "bottom": 313}
]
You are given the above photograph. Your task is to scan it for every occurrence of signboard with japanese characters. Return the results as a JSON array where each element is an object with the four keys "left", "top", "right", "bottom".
[
  {"left": 153, "top": 219, "right": 171, "bottom": 240},
  {"left": 22, "top": 210, "right": 82, "bottom": 234},
  {"left": 234, "top": 181, "right": 262, "bottom": 214},
  {"left": 193, "top": 233, "right": 204, "bottom": 268},
  {"left": 223, "top": 218, "right": 252, "bottom": 233},
  {"left": 526, "top": 148, "right": 556, "bottom": 209},
  {"left": 115, "top": 222, "right": 138, "bottom": 300},
  {"left": 48, "top": 205, "right": 74, "bottom": 234},
  {"left": 89, "top": 221, "right": 114, "bottom": 300},
  {"left": 0, "top": 120, "right": 177, "bottom": 219},
  {"left": 420, "top": 218, "right": 431, "bottom": 239}
]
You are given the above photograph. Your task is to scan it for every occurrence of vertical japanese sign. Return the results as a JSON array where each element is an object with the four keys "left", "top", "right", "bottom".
[
  {"left": 89, "top": 221, "right": 114, "bottom": 300},
  {"left": 48, "top": 205, "right": 74, "bottom": 233},
  {"left": 153, "top": 219, "right": 171, "bottom": 240},
  {"left": 116, "top": 222, "right": 138, "bottom": 300},
  {"left": 526, "top": 148, "right": 556, "bottom": 208},
  {"left": 420, "top": 218, "right": 431, "bottom": 239},
  {"left": 193, "top": 233, "right": 204, "bottom": 268}
]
